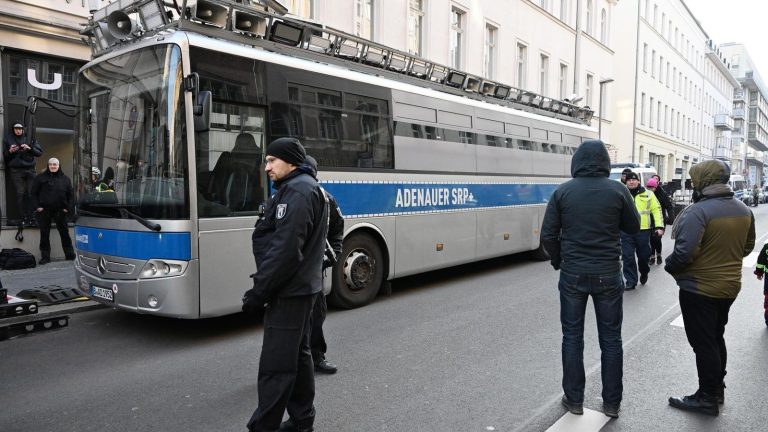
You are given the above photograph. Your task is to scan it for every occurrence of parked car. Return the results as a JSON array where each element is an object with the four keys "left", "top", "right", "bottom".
[{"left": 736, "top": 188, "right": 754, "bottom": 206}]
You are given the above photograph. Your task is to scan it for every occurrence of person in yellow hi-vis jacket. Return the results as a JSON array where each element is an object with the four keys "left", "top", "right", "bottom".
[{"left": 621, "top": 171, "right": 664, "bottom": 290}]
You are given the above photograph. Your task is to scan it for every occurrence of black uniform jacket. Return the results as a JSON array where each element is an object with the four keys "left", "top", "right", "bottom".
[
  {"left": 3, "top": 132, "right": 43, "bottom": 169},
  {"left": 251, "top": 170, "right": 329, "bottom": 299},
  {"left": 31, "top": 169, "right": 73, "bottom": 211}
]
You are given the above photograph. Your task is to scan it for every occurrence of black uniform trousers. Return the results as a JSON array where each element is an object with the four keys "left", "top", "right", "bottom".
[
  {"left": 35, "top": 209, "right": 74, "bottom": 260},
  {"left": 10, "top": 168, "right": 35, "bottom": 222},
  {"left": 310, "top": 293, "right": 328, "bottom": 362},
  {"left": 248, "top": 293, "right": 317, "bottom": 432},
  {"left": 679, "top": 289, "right": 735, "bottom": 395}
]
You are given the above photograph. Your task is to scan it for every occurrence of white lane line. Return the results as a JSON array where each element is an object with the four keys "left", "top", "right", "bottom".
[
  {"left": 670, "top": 314, "right": 685, "bottom": 328},
  {"left": 544, "top": 408, "right": 611, "bottom": 432}
]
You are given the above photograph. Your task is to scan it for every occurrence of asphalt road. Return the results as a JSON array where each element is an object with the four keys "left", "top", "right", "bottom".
[{"left": 2, "top": 206, "right": 768, "bottom": 432}]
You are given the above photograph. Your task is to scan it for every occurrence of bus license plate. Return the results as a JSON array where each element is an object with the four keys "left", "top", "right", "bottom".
[{"left": 91, "top": 286, "right": 114, "bottom": 302}]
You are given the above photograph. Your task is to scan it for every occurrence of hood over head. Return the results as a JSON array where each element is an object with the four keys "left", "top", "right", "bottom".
[
  {"left": 297, "top": 155, "right": 318, "bottom": 179},
  {"left": 689, "top": 160, "right": 730, "bottom": 191},
  {"left": 570, "top": 140, "right": 610, "bottom": 178}
]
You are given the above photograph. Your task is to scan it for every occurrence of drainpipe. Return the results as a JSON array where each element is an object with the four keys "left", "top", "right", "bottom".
[
  {"left": 631, "top": 0, "right": 641, "bottom": 163},
  {"left": 573, "top": 0, "right": 582, "bottom": 95}
]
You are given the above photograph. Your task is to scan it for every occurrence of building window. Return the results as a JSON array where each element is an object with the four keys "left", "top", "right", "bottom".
[
  {"left": 449, "top": 6, "right": 465, "bottom": 69},
  {"left": 517, "top": 42, "right": 527, "bottom": 88},
  {"left": 653, "top": 4, "right": 658, "bottom": 28},
  {"left": 649, "top": 97, "right": 655, "bottom": 128},
  {"left": 354, "top": 0, "right": 374, "bottom": 40},
  {"left": 559, "top": 63, "right": 568, "bottom": 99},
  {"left": 657, "top": 100, "right": 661, "bottom": 131},
  {"left": 661, "top": 12, "right": 666, "bottom": 36},
  {"left": 641, "top": 93, "right": 646, "bottom": 125},
  {"left": 560, "top": 0, "right": 568, "bottom": 23},
  {"left": 541, "top": 0, "right": 549, "bottom": 11},
  {"left": 540, "top": 54, "right": 549, "bottom": 95},
  {"left": 659, "top": 56, "right": 664, "bottom": 83},
  {"left": 585, "top": 73, "right": 593, "bottom": 108},
  {"left": 600, "top": 8, "right": 608, "bottom": 44},
  {"left": 643, "top": 43, "right": 648, "bottom": 72},
  {"left": 651, "top": 50, "right": 656, "bottom": 78},
  {"left": 664, "top": 104, "right": 668, "bottom": 133},
  {"left": 286, "top": 0, "right": 313, "bottom": 18},
  {"left": 666, "top": 61, "right": 670, "bottom": 86},
  {"left": 407, "top": 0, "right": 424, "bottom": 55},
  {"left": 586, "top": 0, "right": 593, "bottom": 34},
  {"left": 484, "top": 23, "right": 498, "bottom": 79}
]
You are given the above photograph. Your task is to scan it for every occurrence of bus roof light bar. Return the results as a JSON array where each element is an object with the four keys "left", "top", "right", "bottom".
[{"left": 83, "top": 0, "right": 594, "bottom": 125}]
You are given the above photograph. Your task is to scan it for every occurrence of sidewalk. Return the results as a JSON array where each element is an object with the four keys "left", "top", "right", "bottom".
[{"left": 1, "top": 259, "right": 102, "bottom": 315}]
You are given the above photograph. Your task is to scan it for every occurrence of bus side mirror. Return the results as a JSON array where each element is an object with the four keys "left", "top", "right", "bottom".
[{"left": 194, "top": 90, "right": 211, "bottom": 133}]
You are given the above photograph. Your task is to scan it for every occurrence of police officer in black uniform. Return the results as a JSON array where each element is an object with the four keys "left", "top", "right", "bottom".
[
  {"left": 244, "top": 138, "right": 329, "bottom": 432},
  {"left": 297, "top": 156, "right": 344, "bottom": 375},
  {"left": 278, "top": 155, "right": 344, "bottom": 431}
]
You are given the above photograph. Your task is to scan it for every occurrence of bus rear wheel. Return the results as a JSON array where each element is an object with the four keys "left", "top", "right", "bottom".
[{"left": 328, "top": 232, "right": 385, "bottom": 309}]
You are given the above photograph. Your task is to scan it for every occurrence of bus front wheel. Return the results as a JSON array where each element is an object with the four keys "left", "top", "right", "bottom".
[{"left": 329, "top": 232, "right": 385, "bottom": 309}]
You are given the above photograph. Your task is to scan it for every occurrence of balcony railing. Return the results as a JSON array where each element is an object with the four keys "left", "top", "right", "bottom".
[
  {"left": 714, "top": 114, "right": 734, "bottom": 130},
  {"left": 732, "top": 108, "right": 745, "bottom": 119},
  {"left": 734, "top": 89, "right": 745, "bottom": 101},
  {"left": 714, "top": 147, "right": 732, "bottom": 160}
]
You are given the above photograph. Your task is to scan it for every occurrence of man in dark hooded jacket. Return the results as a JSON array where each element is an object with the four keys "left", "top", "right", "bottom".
[
  {"left": 3, "top": 122, "right": 43, "bottom": 224},
  {"left": 541, "top": 140, "right": 640, "bottom": 419},
  {"left": 665, "top": 160, "right": 755, "bottom": 416},
  {"left": 31, "top": 157, "right": 75, "bottom": 264}
]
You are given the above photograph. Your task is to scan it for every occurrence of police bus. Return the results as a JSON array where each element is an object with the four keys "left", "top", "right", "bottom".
[{"left": 73, "top": 0, "right": 597, "bottom": 318}]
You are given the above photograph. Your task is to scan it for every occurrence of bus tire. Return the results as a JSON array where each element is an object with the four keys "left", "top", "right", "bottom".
[{"left": 328, "top": 232, "right": 385, "bottom": 309}]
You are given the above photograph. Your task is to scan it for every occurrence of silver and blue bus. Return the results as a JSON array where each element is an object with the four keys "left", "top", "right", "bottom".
[{"left": 73, "top": 0, "right": 597, "bottom": 318}]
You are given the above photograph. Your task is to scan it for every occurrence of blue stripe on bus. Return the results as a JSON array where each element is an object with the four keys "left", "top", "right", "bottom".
[
  {"left": 320, "top": 182, "right": 559, "bottom": 217},
  {"left": 74, "top": 226, "right": 192, "bottom": 260}
]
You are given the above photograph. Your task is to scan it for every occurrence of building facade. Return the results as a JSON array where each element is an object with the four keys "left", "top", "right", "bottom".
[
  {"left": 612, "top": 0, "right": 738, "bottom": 185},
  {"left": 0, "top": 0, "right": 90, "bottom": 223},
  {"left": 292, "top": 0, "right": 619, "bottom": 150},
  {"left": 721, "top": 43, "right": 767, "bottom": 186}
]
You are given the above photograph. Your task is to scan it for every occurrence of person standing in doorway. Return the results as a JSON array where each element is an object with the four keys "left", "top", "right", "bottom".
[
  {"left": 541, "top": 140, "right": 640, "bottom": 419},
  {"left": 31, "top": 158, "right": 75, "bottom": 264},
  {"left": 242, "top": 138, "right": 329, "bottom": 432},
  {"left": 666, "top": 160, "right": 755, "bottom": 416},
  {"left": 3, "top": 122, "right": 43, "bottom": 225}
]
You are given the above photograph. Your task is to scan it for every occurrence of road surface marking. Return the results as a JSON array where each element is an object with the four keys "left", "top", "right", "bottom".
[
  {"left": 670, "top": 314, "right": 685, "bottom": 327},
  {"left": 544, "top": 408, "right": 611, "bottom": 432}
]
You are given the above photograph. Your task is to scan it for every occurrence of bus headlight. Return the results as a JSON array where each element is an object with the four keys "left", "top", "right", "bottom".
[{"left": 140, "top": 259, "right": 188, "bottom": 279}]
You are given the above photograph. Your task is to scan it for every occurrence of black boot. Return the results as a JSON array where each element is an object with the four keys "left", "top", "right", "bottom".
[
  {"left": 39, "top": 255, "right": 50, "bottom": 265},
  {"left": 668, "top": 390, "right": 719, "bottom": 416},
  {"left": 714, "top": 382, "right": 725, "bottom": 405}
]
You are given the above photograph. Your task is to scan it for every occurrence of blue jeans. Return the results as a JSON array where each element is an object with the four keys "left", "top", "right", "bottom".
[
  {"left": 621, "top": 230, "right": 651, "bottom": 286},
  {"left": 559, "top": 270, "right": 624, "bottom": 407}
]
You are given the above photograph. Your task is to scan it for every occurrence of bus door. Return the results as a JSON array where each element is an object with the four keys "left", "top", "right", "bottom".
[{"left": 195, "top": 102, "right": 267, "bottom": 317}]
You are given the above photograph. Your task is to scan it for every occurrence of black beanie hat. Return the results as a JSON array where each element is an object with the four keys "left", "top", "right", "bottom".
[
  {"left": 625, "top": 171, "right": 639, "bottom": 181},
  {"left": 266, "top": 137, "right": 306, "bottom": 166}
]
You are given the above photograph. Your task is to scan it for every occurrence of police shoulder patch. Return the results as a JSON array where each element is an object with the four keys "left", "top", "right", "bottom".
[{"left": 276, "top": 204, "right": 287, "bottom": 219}]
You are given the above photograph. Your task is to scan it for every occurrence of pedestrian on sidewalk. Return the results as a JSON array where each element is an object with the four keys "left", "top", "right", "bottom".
[
  {"left": 541, "top": 140, "right": 640, "bottom": 419},
  {"left": 621, "top": 172, "right": 664, "bottom": 290},
  {"left": 242, "top": 138, "right": 329, "bottom": 432},
  {"left": 31, "top": 157, "right": 75, "bottom": 264},
  {"left": 665, "top": 160, "right": 755, "bottom": 417},
  {"left": 752, "top": 242, "right": 768, "bottom": 328},
  {"left": 2, "top": 121, "right": 43, "bottom": 225},
  {"left": 645, "top": 177, "right": 674, "bottom": 265}
]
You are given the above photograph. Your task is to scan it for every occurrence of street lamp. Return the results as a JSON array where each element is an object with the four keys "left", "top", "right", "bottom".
[{"left": 598, "top": 78, "right": 614, "bottom": 142}]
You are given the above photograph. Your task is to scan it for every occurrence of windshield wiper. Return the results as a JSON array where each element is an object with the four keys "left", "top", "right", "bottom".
[
  {"left": 77, "top": 208, "right": 114, "bottom": 218},
  {"left": 118, "top": 207, "right": 162, "bottom": 232}
]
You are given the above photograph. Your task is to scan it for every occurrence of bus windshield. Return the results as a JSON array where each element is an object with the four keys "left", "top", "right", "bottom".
[{"left": 75, "top": 44, "right": 189, "bottom": 220}]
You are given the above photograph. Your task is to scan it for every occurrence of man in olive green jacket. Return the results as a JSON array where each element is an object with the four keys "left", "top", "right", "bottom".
[{"left": 665, "top": 160, "right": 755, "bottom": 416}]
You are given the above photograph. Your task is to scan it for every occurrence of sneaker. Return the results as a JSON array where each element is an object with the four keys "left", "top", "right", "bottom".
[
  {"left": 656, "top": 254, "right": 663, "bottom": 265},
  {"left": 668, "top": 390, "right": 719, "bottom": 416},
  {"left": 649, "top": 255, "right": 656, "bottom": 265},
  {"left": 624, "top": 285, "right": 636, "bottom": 291},
  {"left": 39, "top": 257, "right": 51, "bottom": 265},
  {"left": 603, "top": 403, "right": 620, "bottom": 418},
  {"left": 640, "top": 273, "right": 648, "bottom": 285},
  {"left": 561, "top": 395, "right": 583, "bottom": 415}
]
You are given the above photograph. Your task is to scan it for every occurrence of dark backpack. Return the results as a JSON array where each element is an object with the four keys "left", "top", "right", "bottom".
[{"left": 0, "top": 248, "right": 37, "bottom": 270}]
